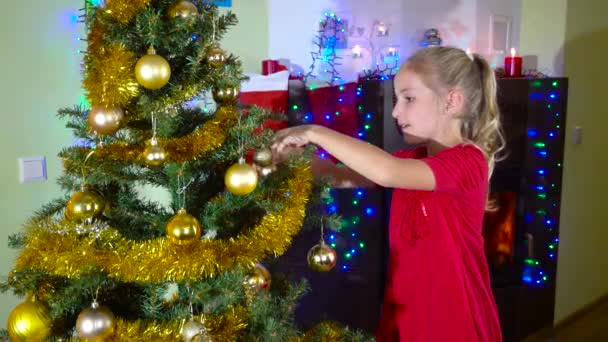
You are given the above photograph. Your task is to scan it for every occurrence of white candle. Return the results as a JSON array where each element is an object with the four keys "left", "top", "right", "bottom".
[
  {"left": 377, "top": 23, "right": 387, "bottom": 36},
  {"left": 510, "top": 47, "right": 516, "bottom": 76},
  {"left": 352, "top": 44, "right": 362, "bottom": 58}
]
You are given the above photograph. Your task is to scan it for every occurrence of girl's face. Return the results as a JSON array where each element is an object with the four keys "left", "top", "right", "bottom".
[{"left": 392, "top": 68, "right": 445, "bottom": 145}]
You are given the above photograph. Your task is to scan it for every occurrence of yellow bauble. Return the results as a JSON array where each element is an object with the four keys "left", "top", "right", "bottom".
[
  {"left": 307, "top": 241, "right": 337, "bottom": 272},
  {"left": 243, "top": 263, "right": 271, "bottom": 293},
  {"left": 76, "top": 301, "right": 115, "bottom": 341},
  {"left": 212, "top": 85, "right": 240, "bottom": 105},
  {"left": 181, "top": 318, "right": 209, "bottom": 342},
  {"left": 225, "top": 159, "right": 258, "bottom": 196},
  {"left": 7, "top": 295, "right": 52, "bottom": 342},
  {"left": 66, "top": 189, "right": 105, "bottom": 224},
  {"left": 143, "top": 138, "right": 167, "bottom": 167},
  {"left": 253, "top": 147, "right": 273, "bottom": 167},
  {"left": 88, "top": 106, "right": 124, "bottom": 135},
  {"left": 166, "top": 208, "right": 202, "bottom": 245},
  {"left": 207, "top": 45, "right": 226, "bottom": 69},
  {"left": 167, "top": 0, "right": 199, "bottom": 19},
  {"left": 135, "top": 47, "right": 171, "bottom": 90}
]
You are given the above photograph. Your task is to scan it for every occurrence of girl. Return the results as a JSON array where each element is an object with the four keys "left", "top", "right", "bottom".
[{"left": 271, "top": 46, "right": 504, "bottom": 341}]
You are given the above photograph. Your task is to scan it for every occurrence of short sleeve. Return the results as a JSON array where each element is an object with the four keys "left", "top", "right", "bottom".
[
  {"left": 422, "top": 144, "right": 488, "bottom": 193},
  {"left": 392, "top": 148, "right": 417, "bottom": 159}
]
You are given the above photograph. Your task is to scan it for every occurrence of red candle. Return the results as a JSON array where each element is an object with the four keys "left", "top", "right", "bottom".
[
  {"left": 504, "top": 48, "right": 522, "bottom": 77},
  {"left": 262, "top": 59, "right": 280, "bottom": 75}
]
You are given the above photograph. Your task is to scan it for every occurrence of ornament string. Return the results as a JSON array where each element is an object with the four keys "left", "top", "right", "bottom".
[
  {"left": 320, "top": 218, "right": 325, "bottom": 244},
  {"left": 80, "top": 149, "right": 96, "bottom": 190},
  {"left": 176, "top": 166, "right": 194, "bottom": 209}
]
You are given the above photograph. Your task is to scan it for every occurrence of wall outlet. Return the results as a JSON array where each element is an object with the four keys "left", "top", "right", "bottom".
[
  {"left": 18, "top": 156, "right": 47, "bottom": 183},
  {"left": 573, "top": 126, "right": 583, "bottom": 145}
]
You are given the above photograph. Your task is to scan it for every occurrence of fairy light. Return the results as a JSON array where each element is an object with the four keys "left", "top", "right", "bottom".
[{"left": 522, "top": 79, "right": 564, "bottom": 286}]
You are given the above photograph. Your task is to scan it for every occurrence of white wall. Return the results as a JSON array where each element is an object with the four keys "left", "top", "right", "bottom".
[
  {"left": 476, "top": 0, "right": 522, "bottom": 67},
  {"left": 268, "top": 0, "right": 522, "bottom": 81},
  {"left": 520, "top": 0, "right": 567, "bottom": 76}
]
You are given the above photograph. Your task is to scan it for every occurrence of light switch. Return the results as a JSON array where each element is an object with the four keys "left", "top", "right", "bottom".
[
  {"left": 573, "top": 126, "right": 583, "bottom": 145},
  {"left": 18, "top": 156, "right": 47, "bottom": 183}
]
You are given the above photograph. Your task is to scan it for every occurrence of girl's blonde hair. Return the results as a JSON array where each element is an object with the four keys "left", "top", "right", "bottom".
[{"left": 405, "top": 46, "right": 505, "bottom": 177}]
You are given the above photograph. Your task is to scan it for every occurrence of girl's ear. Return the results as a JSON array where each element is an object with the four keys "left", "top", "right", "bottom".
[{"left": 444, "top": 88, "right": 465, "bottom": 117}]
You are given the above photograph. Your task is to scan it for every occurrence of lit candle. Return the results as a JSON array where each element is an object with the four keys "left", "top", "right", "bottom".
[
  {"left": 352, "top": 44, "right": 362, "bottom": 58},
  {"left": 377, "top": 23, "right": 388, "bottom": 36},
  {"left": 387, "top": 47, "right": 397, "bottom": 57},
  {"left": 504, "top": 47, "right": 523, "bottom": 77}
]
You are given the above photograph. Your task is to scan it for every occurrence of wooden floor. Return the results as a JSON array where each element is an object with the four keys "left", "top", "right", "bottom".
[{"left": 523, "top": 298, "right": 608, "bottom": 342}]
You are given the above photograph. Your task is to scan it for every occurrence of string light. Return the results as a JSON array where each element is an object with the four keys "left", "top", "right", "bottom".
[{"left": 522, "top": 79, "right": 564, "bottom": 286}]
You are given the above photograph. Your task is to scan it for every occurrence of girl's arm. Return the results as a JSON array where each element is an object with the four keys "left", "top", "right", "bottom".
[
  {"left": 311, "top": 153, "right": 376, "bottom": 188},
  {"left": 272, "top": 125, "right": 436, "bottom": 190},
  {"left": 273, "top": 146, "right": 376, "bottom": 188}
]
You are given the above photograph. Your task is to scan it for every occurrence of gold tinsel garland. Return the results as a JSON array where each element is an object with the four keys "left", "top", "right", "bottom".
[
  {"left": 15, "top": 165, "right": 313, "bottom": 283},
  {"left": 65, "top": 106, "right": 236, "bottom": 167},
  {"left": 100, "top": 0, "right": 153, "bottom": 25},
  {"left": 109, "top": 305, "right": 248, "bottom": 341},
  {"left": 83, "top": 42, "right": 140, "bottom": 108}
]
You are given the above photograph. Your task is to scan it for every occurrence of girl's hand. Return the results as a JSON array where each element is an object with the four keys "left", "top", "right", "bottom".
[{"left": 270, "top": 125, "right": 315, "bottom": 162}]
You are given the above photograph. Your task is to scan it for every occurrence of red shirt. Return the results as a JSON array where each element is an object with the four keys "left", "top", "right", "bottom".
[{"left": 377, "top": 144, "right": 502, "bottom": 342}]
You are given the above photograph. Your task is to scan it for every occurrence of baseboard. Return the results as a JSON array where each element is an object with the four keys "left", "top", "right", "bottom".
[
  {"left": 553, "top": 292, "right": 608, "bottom": 330},
  {"left": 523, "top": 293, "right": 608, "bottom": 341}
]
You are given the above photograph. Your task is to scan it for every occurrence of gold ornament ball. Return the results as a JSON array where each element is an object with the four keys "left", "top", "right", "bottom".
[
  {"left": 243, "top": 263, "right": 272, "bottom": 293},
  {"left": 135, "top": 47, "right": 171, "bottom": 90},
  {"left": 182, "top": 319, "right": 209, "bottom": 342},
  {"left": 225, "top": 159, "right": 258, "bottom": 196},
  {"left": 7, "top": 295, "right": 52, "bottom": 342},
  {"left": 212, "top": 86, "right": 240, "bottom": 105},
  {"left": 66, "top": 190, "right": 105, "bottom": 224},
  {"left": 143, "top": 138, "right": 167, "bottom": 167},
  {"left": 307, "top": 241, "right": 338, "bottom": 272},
  {"left": 168, "top": 0, "right": 199, "bottom": 19},
  {"left": 207, "top": 45, "right": 226, "bottom": 69},
  {"left": 253, "top": 148, "right": 273, "bottom": 167},
  {"left": 166, "top": 208, "right": 202, "bottom": 245},
  {"left": 76, "top": 301, "right": 115, "bottom": 341},
  {"left": 192, "top": 332, "right": 213, "bottom": 342},
  {"left": 88, "top": 106, "right": 124, "bottom": 135},
  {"left": 258, "top": 165, "right": 277, "bottom": 177}
]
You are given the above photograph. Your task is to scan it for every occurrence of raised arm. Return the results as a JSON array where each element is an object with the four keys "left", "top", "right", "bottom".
[{"left": 272, "top": 125, "right": 436, "bottom": 190}]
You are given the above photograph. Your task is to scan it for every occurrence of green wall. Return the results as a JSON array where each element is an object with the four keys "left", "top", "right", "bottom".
[
  {"left": 554, "top": 0, "right": 608, "bottom": 323},
  {"left": 0, "top": 0, "right": 268, "bottom": 327}
]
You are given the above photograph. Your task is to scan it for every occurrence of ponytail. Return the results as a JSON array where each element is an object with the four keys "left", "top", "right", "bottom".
[{"left": 405, "top": 47, "right": 505, "bottom": 178}]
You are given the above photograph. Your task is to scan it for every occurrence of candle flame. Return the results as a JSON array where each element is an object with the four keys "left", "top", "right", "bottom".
[{"left": 511, "top": 47, "right": 516, "bottom": 57}]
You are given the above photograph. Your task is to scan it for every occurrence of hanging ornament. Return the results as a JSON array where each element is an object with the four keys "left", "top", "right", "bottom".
[
  {"left": 212, "top": 85, "right": 240, "bottom": 105},
  {"left": 207, "top": 44, "right": 226, "bottom": 69},
  {"left": 243, "top": 263, "right": 271, "bottom": 294},
  {"left": 307, "top": 220, "right": 337, "bottom": 272},
  {"left": 88, "top": 106, "right": 124, "bottom": 135},
  {"left": 7, "top": 294, "right": 52, "bottom": 342},
  {"left": 253, "top": 147, "right": 276, "bottom": 177},
  {"left": 166, "top": 208, "right": 202, "bottom": 245},
  {"left": 253, "top": 147, "right": 273, "bottom": 167},
  {"left": 307, "top": 241, "right": 338, "bottom": 272},
  {"left": 66, "top": 187, "right": 105, "bottom": 224},
  {"left": 225, "top": 157, "right": 258, "bottom": 196},
  {"left": 192, "top": 333, "right": 213, "bottom": 342},
  {"left": 135, "top": 46, "right": 171, "bottom": 90},
  {"left": 181, "top": 318, "right": 210, "bottom": 342},
  {"left": 143, "top": 137, "right": 167, "bottom": 167},
  {"left": 168, "top": 0, "right": 199, "bottom": 19},
  {"left": 76, "top": 300, "right": 115, "bottom": 341}
]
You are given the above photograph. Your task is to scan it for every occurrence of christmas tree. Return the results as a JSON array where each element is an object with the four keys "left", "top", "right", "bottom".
[{"left": 1, "top": 1, "right": 370, "bottom": 340}]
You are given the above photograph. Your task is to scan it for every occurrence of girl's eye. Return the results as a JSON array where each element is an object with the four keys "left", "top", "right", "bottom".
[{"left": 405, "top": 96, "right": 414, "bottom": 103}]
